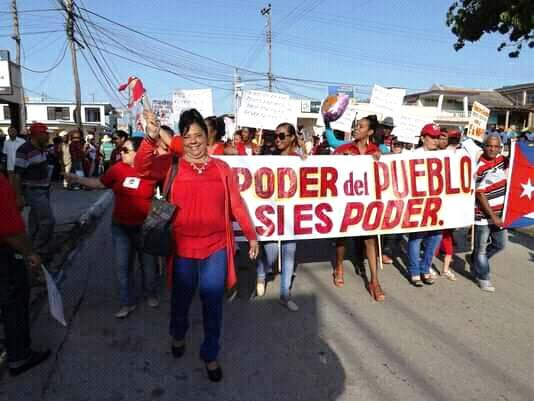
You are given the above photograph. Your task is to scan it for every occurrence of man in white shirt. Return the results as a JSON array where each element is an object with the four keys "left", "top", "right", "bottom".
[{"left": 2, "top": 126, "right": 26, "bottom": 183}]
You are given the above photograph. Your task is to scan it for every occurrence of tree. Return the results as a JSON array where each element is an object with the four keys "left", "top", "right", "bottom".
[{"left": 446, "top": 0, "right": 534, "bottom": 57}]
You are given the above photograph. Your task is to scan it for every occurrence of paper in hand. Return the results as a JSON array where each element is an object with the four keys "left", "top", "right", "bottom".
[{"left": 41, "top": 265, "right": 67, "bottom": 327}]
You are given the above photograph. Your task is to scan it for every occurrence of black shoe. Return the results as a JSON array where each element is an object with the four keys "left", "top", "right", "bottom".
[
  {"left": 421, "top": 275, "right": 435, "bottom": 285},
  {"left": 9, "top": 349, "right": 51, "bottom": 377},
  {"left": 205, "top": 361, "right": 223, "bottom": 382},
  {"left": 171, "top": 342, "right": 185, "bottom": 358},
  {"left": 411, "top": 278, "right": 424, "bottom": 287}
]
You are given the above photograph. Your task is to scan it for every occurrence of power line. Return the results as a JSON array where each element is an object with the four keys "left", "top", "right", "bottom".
[{"left": 21, "top": 40, "right": 67, "bottom": 73}]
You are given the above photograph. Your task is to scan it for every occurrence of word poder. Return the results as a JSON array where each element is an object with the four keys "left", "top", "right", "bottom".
[{"left": 222, "top": 152, "right": 474, "bottom": 241}]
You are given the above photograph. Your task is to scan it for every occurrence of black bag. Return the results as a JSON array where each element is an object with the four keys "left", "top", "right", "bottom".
[{"left": 141, "top": 156, "right": 179, "bottom": 256}]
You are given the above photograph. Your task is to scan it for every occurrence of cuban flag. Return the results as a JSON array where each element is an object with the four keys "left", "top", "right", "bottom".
[{"left": 503, "top": 141, "right": 534, "bottom": 228}]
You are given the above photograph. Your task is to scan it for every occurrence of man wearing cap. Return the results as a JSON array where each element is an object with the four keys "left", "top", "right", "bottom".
[
  {"left": 0, "top": 173, "right": 51, "bottom": 376},
  {"left": 406, "top": 123, "right": 443, "bottom": 287},
  {"left": 447, "top": 129, "right": 462, "bottom": 150},
  {"left": 13, "top": 122, "right": 55, "bottom": 258}
]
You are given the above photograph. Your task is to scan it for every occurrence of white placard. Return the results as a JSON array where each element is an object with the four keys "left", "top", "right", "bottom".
[
  {"left": 41, "top": 265, "right": 67, "bottom": 327},
  {"left": 224, "top": 116, "right": 235, "bottom": 140},
  {"left": 172, "top": 89, "right": 214, "bottom": 119},
  {"left": 392, "top": 114, "right": 428, "bottom": 145},
  {"left": 237, "top": 90, "right": 290, "bottom": 130},
  {"left": 0, "top": 61, "right": 11, "bottom": 92},
  {"left": 330, "top": 103, "right": 359, "bottom": 133},
  {"left": 466, "top": 101, "right": 490, "bottom": 143},
  {"left": 370, "top": 85, "right": 406, "bottom": 120}
]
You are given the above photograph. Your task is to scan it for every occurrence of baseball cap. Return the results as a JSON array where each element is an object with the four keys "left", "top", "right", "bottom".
[
  {"left": 421, "top": 123, "right": 441, "bottom": 138},
  {"left": 29, "top": 122, "right": 49, "bottom": 137},
  {"left": 447, "top": 129, "right": 461, "bottom": 139}
]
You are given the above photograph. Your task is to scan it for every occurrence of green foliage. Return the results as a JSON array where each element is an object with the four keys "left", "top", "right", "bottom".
[{"left": 447, "top": 0, "right": 534, "bottom": 57}]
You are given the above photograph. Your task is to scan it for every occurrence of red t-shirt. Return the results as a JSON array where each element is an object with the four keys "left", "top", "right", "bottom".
[
  {"left": 100, "top": 162, "right": 156, "bottom": 225},
  {"left": 171, "top": 158, "right": 226, "bottom": 259},
  {"left": 0, "top": 175, "right": 26, "bottom": 241},
  {"left": 208, "top": 142, "right": 225, "bottom": 156},
  {"left": 334, "top": 142, "right": 379, "bottom": 155}
]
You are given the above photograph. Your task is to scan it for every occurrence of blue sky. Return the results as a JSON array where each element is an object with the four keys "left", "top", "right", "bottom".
[{"left": 1, "top": 0, "right": 532, "bottom": 114}]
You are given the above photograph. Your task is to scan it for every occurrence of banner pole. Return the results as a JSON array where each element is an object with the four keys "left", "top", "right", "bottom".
[{"left": 377, "top": 234, "right": 384, "bottom": 270}]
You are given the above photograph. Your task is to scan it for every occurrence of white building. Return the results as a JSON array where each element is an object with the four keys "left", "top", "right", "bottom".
[{"left": 0, "top": 100, "right": 116, "bottom": 134}]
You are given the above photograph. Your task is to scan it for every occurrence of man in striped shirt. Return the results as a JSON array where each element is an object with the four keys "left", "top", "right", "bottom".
[
  {"left": 472, "top": 134, "right": 508, "bottom": 292},
  {"left": 13, "top": 123, "right": 55, "bottom": 257}
]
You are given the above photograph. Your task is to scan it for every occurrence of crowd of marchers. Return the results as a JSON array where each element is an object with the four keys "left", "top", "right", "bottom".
[{"left": 1, "top": 106, "right": 530, "bottom": 382}]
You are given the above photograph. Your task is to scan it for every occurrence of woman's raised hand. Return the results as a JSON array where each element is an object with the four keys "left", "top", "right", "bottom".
[{"left": 143, "top": 110, "right": 160, "bottom": 139}]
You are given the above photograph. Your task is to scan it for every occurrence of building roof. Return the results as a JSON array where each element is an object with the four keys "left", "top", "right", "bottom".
[
  {"left": 497, "top": 82, "right": 534, "bottom": 93},
  {"left": 406, "top": 84, "right": 529, "bottom": 110}
]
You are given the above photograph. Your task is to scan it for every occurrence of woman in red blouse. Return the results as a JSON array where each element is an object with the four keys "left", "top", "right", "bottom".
[
  {"left": 66, "top": 137, "right": 160, "bottom": 318},
  {"left": 137, "top": 109, "right": 259, "bottom": 382},
  {"left": 332, "top": 115, "right": 385, "bottom": 302}
]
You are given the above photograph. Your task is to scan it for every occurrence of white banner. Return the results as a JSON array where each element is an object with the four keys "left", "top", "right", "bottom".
[
  {"left": 221, "top": 151, "right": 475, "bottom": 241},
  {"left": 237, "top": 90, "right": 290, "bottom": 130},
  {"left": 172, "top": 89, "right": 214, "bottom": 119},
  {"left": 370, "top": 85, "right": 406, "bottom": 120},
  {"left": 392, "top": 114, "right": 428, "bottom": 144},
  {"left": 330, "top": 103, "right": 359, "bottom": 133},
  {"left": 467, "top": 101, "right": 490, "bottom": 143}
]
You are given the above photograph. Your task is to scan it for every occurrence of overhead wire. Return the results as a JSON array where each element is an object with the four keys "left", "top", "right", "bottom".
[{"left": 21, "top": 40, "right": 68, "bottom": 73}]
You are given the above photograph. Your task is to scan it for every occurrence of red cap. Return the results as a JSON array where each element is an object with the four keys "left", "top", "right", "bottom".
[
  {"left": 29, "top": 122, "right": 49, "bottom": 137},
  {"left": 169, "top": 135, "right": 183, "bottom": 155},
  {"left": 447, "top": 129, "right": 461, "bottom": 139},
  {"left": 421, "top": 123, "right": 441, "bottom": 138}
]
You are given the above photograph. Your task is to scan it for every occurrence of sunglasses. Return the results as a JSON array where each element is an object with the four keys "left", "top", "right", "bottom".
[
  {"left": 392, "top": 142, "right": 404, "bottom": 148},
  {"left": 275, "top": 132, "right": 291, "bottom": 140},
  {"left": 120, "top": 147, "right": 132, "bottom": 154},
  {"left": 112, "top": 137, "right": 119, "bottom": 141}
]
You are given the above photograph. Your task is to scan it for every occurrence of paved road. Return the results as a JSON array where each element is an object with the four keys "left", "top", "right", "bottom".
[{"left": 1, "top": 211, "right": 533, "bottom": 401}]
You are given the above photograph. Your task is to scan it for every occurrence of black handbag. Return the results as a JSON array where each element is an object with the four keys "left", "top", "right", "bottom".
[{"left": 141, "top": 156, "right": 179, "bottom": 256}]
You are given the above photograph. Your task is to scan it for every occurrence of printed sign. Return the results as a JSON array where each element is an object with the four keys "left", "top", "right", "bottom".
[
  {"left": 237, "top": 90, "right": 290, "bottom": 130},
  {"left": 172, "top": 89, "right": 214, "bottom": 119},
  {"left": 392, "top": 114, "right": 428, "bottom": 145},
  {"left": 0, "top": 60, "right": 12, "bottom": 95},
  {"left": 221, "top": 151, "right": 475, "bottom": 241},
  {"left": 152, "top": 100, "right": 173, "bottom": 126},
  {"left": 330, "top": 103, "right": 359, "bottom": 133},
  {"left": 370, "top": 85, "right": 406, "bottom": 120},
  {"left": 467, "top": 101, "right": 490, "bottom": 143}
]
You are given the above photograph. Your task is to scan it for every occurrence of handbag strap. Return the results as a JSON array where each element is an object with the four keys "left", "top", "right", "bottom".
[{"left": 163, "top": 155, "right": 179, "bottom": 200}]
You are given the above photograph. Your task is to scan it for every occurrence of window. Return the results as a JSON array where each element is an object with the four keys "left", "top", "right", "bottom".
[
  {"left": 84, "top": 107, "right": 101, "bottom": 123},
  {"left": 47, "top": 106, "right": 70, "bottom": 121},
  {"left": 3, "top": 105, "right": 10, "bottom": 120},
  {"left": 526, "top": 90, "right": 534, "bottom": 105}
]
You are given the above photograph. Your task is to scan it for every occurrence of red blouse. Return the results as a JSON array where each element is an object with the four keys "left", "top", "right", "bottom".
[
  {"left": 334, "top": 142, "right": 379, "bottom": 155},
  {"left": 172, "top": 159, "right": 226, "bottom": 259}
]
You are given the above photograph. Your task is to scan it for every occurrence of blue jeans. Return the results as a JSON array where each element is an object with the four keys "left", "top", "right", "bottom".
[
  {"left": 23, "top": 187, "right": 55, "bottom": 254},
  {"left": 407, "top": 231, "right": 442, "bottom": 277},
  {"left": 111, "top": 223, "right": 159, "bottom": 306},
  {"left": 256, "top": 241, "right": 297, "bottom": 299},
  {"left": 170, "top": 248, "right": 227, "bottom": 362},
  {"left": 472, "top": 225, "right": 506, "bottom": 281}
]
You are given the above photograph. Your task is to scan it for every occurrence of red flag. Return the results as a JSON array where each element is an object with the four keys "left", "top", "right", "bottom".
[
  {"left": 503, "top": 141, "right": 534, "bottom": 228},
  {"left": 118, "top": 76, "right": 146, "bottom": 108}
]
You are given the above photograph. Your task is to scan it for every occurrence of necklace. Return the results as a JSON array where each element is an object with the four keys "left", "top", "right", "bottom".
[{"left": 189, "top": 158, "right": 210, "bottom": 175}]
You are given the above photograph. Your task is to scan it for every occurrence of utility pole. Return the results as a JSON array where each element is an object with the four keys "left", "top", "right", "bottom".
[
  {"left": 65, "top": 0, "right": 83, "bottom": 132},
  {"left": 233, "top": 68, "right": 242, "bottom": 129},
  {"left": 261, "top": 4, "right": 272, "bottom": 92},
  {"left": 11, "top": 0, "right": 25, "bottom": 132}
]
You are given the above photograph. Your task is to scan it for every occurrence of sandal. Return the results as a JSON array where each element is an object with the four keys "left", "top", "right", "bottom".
[
  {"left": 411, "top": 277, "right": 424, "bottom": 287},
  {"left": 333, "top": 266, "right": 344, "bottom": 288},
  {"left": 368, "top": 281, "right": 385, "bottom": 302},
  {"left": 421, "top": 275, "right": 435, "bottom": 285},
  {"left": 443, "top": 270, "right": 457, "bottom": 281}
]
